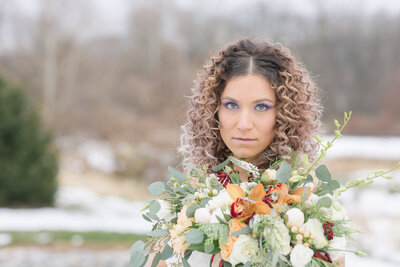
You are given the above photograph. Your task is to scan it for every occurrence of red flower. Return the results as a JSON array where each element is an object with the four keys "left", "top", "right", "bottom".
[
  {"left": 323, "top": 221, "right": 334, "bottom": 240},
  {"left": 216, "top": 171, "right": 232, "bottom": 187},
  {"left": 314, "top": 251, "right": 332, "bottom": 263}
]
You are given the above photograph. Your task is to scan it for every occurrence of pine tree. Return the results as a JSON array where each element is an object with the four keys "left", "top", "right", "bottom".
[{"left": 0, "top": 77, "right": 59, "bottom": 206}]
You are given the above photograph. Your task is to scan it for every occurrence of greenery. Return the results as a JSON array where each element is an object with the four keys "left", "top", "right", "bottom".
[{"left": 0, "top": 77, "right": 59, "bottom": 206}]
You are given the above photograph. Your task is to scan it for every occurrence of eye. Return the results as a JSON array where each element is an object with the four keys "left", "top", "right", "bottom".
[
  {"left": 223, "top": 102, "right": 239, "bottom": 110},
  {"left": 255, "top": 103, "right": 274, "bottom": 111}
]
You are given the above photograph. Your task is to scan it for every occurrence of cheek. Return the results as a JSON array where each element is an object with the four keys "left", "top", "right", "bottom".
[{"left": 218, "top": 109, "right": 234, "bottom": 129}]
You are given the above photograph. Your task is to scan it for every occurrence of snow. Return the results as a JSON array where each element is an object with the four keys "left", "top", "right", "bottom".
[
  {"left": 0, "top": 187, "right": 151, "bottom": 234},
  {"left": 324, "top": 135, "right": 400, "bottom": 160}
]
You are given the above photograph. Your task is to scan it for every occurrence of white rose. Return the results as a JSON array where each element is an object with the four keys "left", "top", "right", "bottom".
[
  {"left": 156, "top": 200, "right": 174, "bottom": 220},
  {"left": 290, "top": 244, "right": 314, "bottom": 267},
  {"left": 329, "top": 236, "right": 347, "bottom": 261},
  {"left": 206, "top": 189, "right": 234, "bottom": 211},
  {"left": 303, "top": 218, "right": 328, "bottom": 249},
  {"left": 229, "top": 235, "right": 258, "bottom": 265},
  {"left": 263, "top": 219, "right": 292, "bottom": 255},
  {"left": 210, "top": 208, "right": 228, "bottom": 223},
  {"left": 194, "top": 207, "right": 211, "bottom": 223},
  {"left": 285, "top": 208, "right": 304, "bottom": 228}
]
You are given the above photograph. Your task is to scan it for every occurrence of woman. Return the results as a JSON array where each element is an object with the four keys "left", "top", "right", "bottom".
[{"left": 163, "top": 38, "right": 344, "bottom": 266}]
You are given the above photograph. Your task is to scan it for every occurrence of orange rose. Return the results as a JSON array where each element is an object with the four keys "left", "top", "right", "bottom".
[
  {"left": 220, "top": 219, "right": 247, "bottom": 260},
  {"left": 170, "top": 205, "right": 194, "bottom": 253}
]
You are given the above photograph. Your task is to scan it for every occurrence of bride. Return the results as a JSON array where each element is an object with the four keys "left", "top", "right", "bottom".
[{"left": 159, "top": 38, "right": 343, "bottom": 266}]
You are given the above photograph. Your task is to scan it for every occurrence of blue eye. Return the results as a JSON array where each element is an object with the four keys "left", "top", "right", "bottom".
[
  {"left": 223, "top": 102, "right": 239, "bottom": 110},
  {"left": 255, "top": 103, "right": 273, "bottom": 111}
]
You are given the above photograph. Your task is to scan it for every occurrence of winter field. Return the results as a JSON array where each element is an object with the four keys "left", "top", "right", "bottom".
[{"left": 0, "top": 135, "right": 399, "bottom": 266}]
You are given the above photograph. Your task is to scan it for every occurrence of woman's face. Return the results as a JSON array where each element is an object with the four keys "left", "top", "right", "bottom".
[{"left": 218, "top": 74, "right": 277, "bottom": 162}]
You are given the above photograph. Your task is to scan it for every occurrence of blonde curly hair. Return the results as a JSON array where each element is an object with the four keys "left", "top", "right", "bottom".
[{"left": 179, "top": 38, "right": 323, "bottom": 170}]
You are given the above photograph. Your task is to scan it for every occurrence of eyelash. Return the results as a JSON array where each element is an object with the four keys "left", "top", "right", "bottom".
[{"left": 222, "top": 102, "right": 274, "bottom": 111}]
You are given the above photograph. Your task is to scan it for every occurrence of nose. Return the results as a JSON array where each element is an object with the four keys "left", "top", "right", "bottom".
[{"left": 236, "top": 110, "right": 253, "bottom": 131}]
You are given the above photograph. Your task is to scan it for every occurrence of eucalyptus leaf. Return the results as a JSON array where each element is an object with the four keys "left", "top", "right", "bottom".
[
  {"left": 150, "top": 253, "right": 161, "bottom": 267},
  {"left": 223, "top": 261, "right": 232, "bottom": 267},
  {"left": 168, "top": 166, "right": 187, "bottom": 183},
  {"left": 231, "top": 226, "right": 250, "bottom": 236},
  {"left": 328, "top": 180, "right": 340, "bottom": 190},
  {"left": 200, "top": 198, "right": 210, "bottom": 207},
  {"left": 316, "top": 165, "right": 332, "bottom": 182},
  {"left": 148, "top": 182, "right": 165, "bottom": 196},
  {"left": 148, "top": 200, "right": 161, "bottom": 215},
  {"left": 182, "top": 258, "right": 191, "bottom": 267},
  {"left": 223, "top": 213, "right": 232, "bottom": 221},
  {"left": 277, "top": 161, "right": 292, "bottom": 183},
  {"left": 212, "top": 157, "right": 230, "bottom": 171},
  {"left": 184, "top": 250, "right": 193, "bottom": 260},
  {"left": 185, "top": 229, "right": 204, "bottom": 244},
  {"left": 146, "top": 229, "right": 169, "bottom": 237},
  {"left": 129, "top": 241, "right": 146, "bottom": 267},
  {"left": 145, "top": 212, "right": 159, "bottom": 221},
  {"left": 215, "top": 215, "right": 226, "bottom": 224},
  {"left": 142, "top": 214, "right": 153, "bottom": 222},
  {"left": 160, "top": 244, "right": 173, "bottom": 260},
  {"left": 204, "top": 242, "right": 215, "bottom": 254},
  {"left": 186, "top": 204, "right": 201, "bottom": 218},
  {"left": 186, "top": 185, "right": 196, "bottom": 194},
  {"left": 244, "top": 262, "right": 251, "bottom": 267}
]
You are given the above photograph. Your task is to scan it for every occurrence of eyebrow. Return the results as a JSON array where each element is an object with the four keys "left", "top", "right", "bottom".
[{"left": 221, "top": 97, "right": 275, "bottom": 104}]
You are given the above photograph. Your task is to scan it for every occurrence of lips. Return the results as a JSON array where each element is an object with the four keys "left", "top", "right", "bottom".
[{"left": 233, "top": 137, "right": 256, "bottom": 141}]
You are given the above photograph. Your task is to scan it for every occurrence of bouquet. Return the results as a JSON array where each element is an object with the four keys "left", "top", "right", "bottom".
[{"left": 130, "top": 112, "right": 400, "bottom": 267}]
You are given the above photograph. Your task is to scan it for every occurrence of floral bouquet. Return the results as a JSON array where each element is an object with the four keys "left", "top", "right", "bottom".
[{"left": 130, "top": 112, "right": 400, "bottom": 267}]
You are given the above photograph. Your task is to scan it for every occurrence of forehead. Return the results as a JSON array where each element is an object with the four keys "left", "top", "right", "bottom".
[{"left": 221, "top": 74, "right": 276, "bottom": 102}]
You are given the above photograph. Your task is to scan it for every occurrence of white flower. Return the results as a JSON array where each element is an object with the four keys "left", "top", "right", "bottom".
[
  {"left": 194, "top": 207, "right": 211, "bottom": 223},
  {"left": 304, "top": 193, "right": 318, "bottom": 208},
  {"left": 156, "top": 200, "right": 174, "bottom": 220},
  {"left": 290, "top": 244, "right": 314, "bottom": 267},
  {"left": 263, "top": 219, "right": 292, "bottom": 255},
  {"left": 329, "top": 236, "right": 347, "bottom": 261},
  {"left": 229, "top": 235, "right": 258, "bottom": 265},
  {"left": 206, "top": 189, "right": 234, "bottom": 211},
  {"left": 261, "top": 169, "right": 277, "bottom": 183},
  {"left": 330, "top": 201, "right": 348, "bottom": 221},
  {"left": 239, "top": 182, "right": 257, "bottom": 194},
  {"left": 209, "top": 208, "right": 228, "bottom": 223},
  {"left": 285, "top": 208, "right": 304, "bottom": 228},
  {"left": 304, "top": 182, "right": 315, "bottom": 191},
  {"left": 303, "top": 218, "right": 328, "bottom": 249}
]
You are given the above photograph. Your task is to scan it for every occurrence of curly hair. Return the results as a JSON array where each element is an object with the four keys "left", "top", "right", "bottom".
[{"left": 179, "top": 38, "right": 323, "bottom": 170}]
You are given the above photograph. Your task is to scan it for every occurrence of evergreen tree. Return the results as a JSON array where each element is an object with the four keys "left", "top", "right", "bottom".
[{"left": 0, "top": 77, "right": 59, "bottom": 206}]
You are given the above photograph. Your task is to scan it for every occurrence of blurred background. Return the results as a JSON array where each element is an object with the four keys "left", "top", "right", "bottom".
[{"left": 0, "top": 0, "right": 399, "bottom": 266}]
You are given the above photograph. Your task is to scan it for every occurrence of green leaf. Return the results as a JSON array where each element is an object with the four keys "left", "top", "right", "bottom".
[
  {"left": 129, "top": 241, "right": 146, "bottom": 267},
  {"left": 144, "top": 212, "right": 159, "bottom": 221},
  {"left": 244, "top": 262, "right": 251, "bottom": 267},
  {"left": 186, "top": 204, "right": 201, "bottom": 218},
  {"left": 148, "top": 182, "right": 165, "bottom": 196},
  {"left": 186, "top": 185, "right": 196, "bottom": 194},
  {"left": 204, "top": 242, "right": 214, "bottom": 254},
  {"left": 317, "top": 197, "right": 332, "bottom": 208},
  {"left": 185, "top": 229, "right": 204, "bottom": 244},
  {"left": 160, "top": 244, "right": 173, "bottom": 260},
  {"left": 215, "top": 215, "right": 226, "bottom": 224},
  {"left": 146, "top": 229, "right": 169, "bottom": 237},
  {"left": 142, "top": 214, "right": 153, "bottom": 222},
  {"left": 168, "top": 166, "right": 187, "bottom": 183},
  {"left": 223, "top": 213, "right": 232, "bottom": 221},
  {"left": 223, "top": 261, "right": 232, "bottom": 267},
  {"left": 277, "top": 161, "right": 292, "bottom": 183},
  {"left": 148, "top": 200, "right": 161, "bottom": 215},
  {"left": 212, "top": 158, "right": 230, "bottom": 171},
  {"left": 328, "top": 180, "right": 340, "bottom": 190},
  {"left": 231, "top": 226, "right": 250, "bottom": 237},
  {"left": 182, "top": 258, "right": 191, "bottom": 267},
  {"left": 316, "top": 165, "right": 332, "bottom": 182},
  {"left": 200, "top": 198, "right": 210, "bottom": 207},
  {"left": 184, "top": 250, "right": 193, "bottom": 260},
  {"left": 150, "top": 253, "right": 161, "bottom": 267}
]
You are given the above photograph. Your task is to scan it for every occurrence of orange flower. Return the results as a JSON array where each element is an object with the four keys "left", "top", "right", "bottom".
[
  {"left": 267, "top": 183, "right": 310, "bottom": 210},
  {"left": 226, "top": 184, "right": 271, "bottom": 220},
  {"left": 220, "top": 219, "right": 247, "bottom": 260}
]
